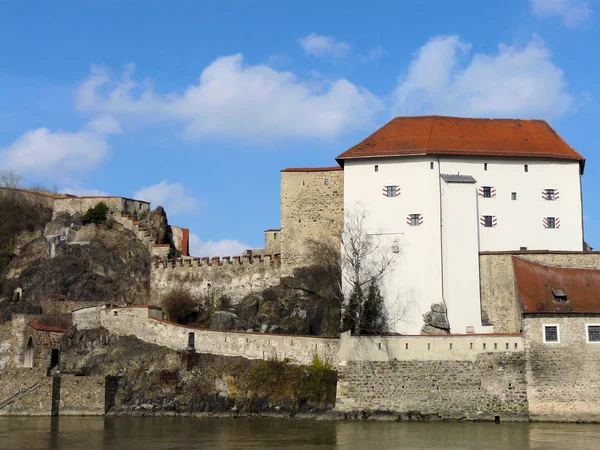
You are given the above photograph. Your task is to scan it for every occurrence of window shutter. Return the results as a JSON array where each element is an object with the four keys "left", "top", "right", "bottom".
[
  {"left": 543, "top": 217, "right": 560, "bottom": 229},
  {"left": 542, "top": 188, "right": 560, "bottom": 200}
]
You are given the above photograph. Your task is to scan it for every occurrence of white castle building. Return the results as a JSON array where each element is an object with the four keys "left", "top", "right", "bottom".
[{"left": 335, "top": 116, "right": 585, "bottom": 335}]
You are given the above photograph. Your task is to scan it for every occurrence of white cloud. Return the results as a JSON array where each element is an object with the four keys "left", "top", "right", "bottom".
[
  {"left": 189, "top": 232, "right": 250, "bottom": 257},
  {"left": 133, "top": 180, "right": 199, "bottom": 215},
  {"left": 531, "top": 0, "right": 593, "bottom": 28},
  {"left": 77, "top": 55, "right": 381, "bottom": 142},
  {"left": 61, "top": 187, "right": 110, "bottom": 197},
  {"left": 393, "top": 35, "right": 573, "bottom": 119},
  {"left": 298, "top": 33, "right": 351, "bottom": 58},
  {"left": 0, "top": 117, "right": 119, "bottom": 182},
  {"left": 360, "top": 46, "right": 387, "bottom": 63}
]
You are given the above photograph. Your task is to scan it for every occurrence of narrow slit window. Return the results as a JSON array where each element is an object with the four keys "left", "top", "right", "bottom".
[
  {"left": 524, "top": 164, "right": 529, "bottom": 172},
  {"left": 374, "top": 165, "right": 379, "bottom": 172},
  {"left": 512, "top": 192, "right": 517, "bottom": 201},
  {"left": 430, "top": 162, "right": 434, "bottom": 170},
  {"left": 484, "top": 163, "right": 488, "bottom": 171}
]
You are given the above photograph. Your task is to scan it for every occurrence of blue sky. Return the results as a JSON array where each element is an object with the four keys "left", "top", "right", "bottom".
[{"left": 1, "top": 0, "right": 599, "bottom": 254}]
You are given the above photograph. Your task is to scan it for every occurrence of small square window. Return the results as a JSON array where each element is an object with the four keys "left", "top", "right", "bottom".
[
  {"left": 409, "top": 214, "right": 422, "bottom": 226},
  {"left": 324, "top": 178, "right": 329, "bottom": 185},
  {"left": 545, "top": 217, "right": 557, "bottom": 229},
  {"left": 587, "top": 325, "right": 600, "bottom": 343},
  {"left": 524, "top": 164, "right": 529, "bottom": 173},
  {"left": 384, "top": 185, "right": 399, "bottom": 197},
  {"left": 520, "top": 246, "right": 528, "bottom": 251},
  {"left": 374, "top": 165, "right": 379, "bottom": 172},
  {"left": 483, "top": 216, "right": 493, "bottom": 227},
  {"left": 483, "top": 186, "right": 492, "bottom": 198},
  {"left": 544, "top": 325, "right": 559, "bottom": 343},
  {"left": 545, "top": 189, "right": 555, "bottom": 200},
  {"left": 512, "top": 192, "right": 517, "bottom": 201}
]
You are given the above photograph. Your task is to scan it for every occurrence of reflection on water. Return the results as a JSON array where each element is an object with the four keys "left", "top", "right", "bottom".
[{"left": 1, "top": 416, "right": 600, "bottom": 450}]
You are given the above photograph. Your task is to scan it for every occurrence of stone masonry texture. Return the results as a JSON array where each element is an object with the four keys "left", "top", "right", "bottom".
[
  {"left": 280, "top": 170, "right": 343, "bottom": 276},
  {"left": 523, "top": 315, "right": 600, "bottom": 422},
  {"left": 336, "top": 353, "right": 529, "bottom": 420}
]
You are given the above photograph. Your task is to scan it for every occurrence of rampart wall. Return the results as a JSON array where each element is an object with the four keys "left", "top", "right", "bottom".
[
  {"left": 52, "top": 197, "right": 150, "bottom": 220},
  {"left": 93, "top": 306, "right": 338, "bottom": 365},
  {"left": 336, "top": 332, "right": 528, "bottom": 420},
  {"left": 150, "top": 255, "right": 281, "bottom": 304},
  {"left": 480, "top": 252, "right": 600, "bottom": 332},
  {"left": 280, "top": 168, "right": 343, "bottom": 276},
  {"left": 0, "top": 187, "right": 58, "bottom": 209}
]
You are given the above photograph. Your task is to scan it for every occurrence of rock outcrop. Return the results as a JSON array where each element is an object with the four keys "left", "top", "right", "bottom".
[{"left": 421, "top": 302, "right": 450, "bottom": 335}]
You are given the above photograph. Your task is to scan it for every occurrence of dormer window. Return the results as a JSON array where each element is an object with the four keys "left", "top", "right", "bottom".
[{"left": 552, "top": 288, "right": 567, "bottom": 302}]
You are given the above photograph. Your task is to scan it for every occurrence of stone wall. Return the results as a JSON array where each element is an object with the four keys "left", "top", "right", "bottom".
[
  {"left": 26, "top": 327, "right": 63, "bottom": 369},
  {"left": 0, "top": 369, "right": 105, "bottom": 416},
  {"left": 97, "top": 306, "right": 339, "bottom": 365},
  {"left": 152, "top": 244, "right": 170, "bottom": 260},
  {"left": 523, "top": 315, "right": 600, "bottom": 422},
  {"left": 280, "top": 168, "right": 343, "bottom": 276},
  {"left": 150, "top": 255, "right": 281, "bottom": 305},
  {"left": 479, "top": 252, "right": 600, "bottom": 332},
  {"left": 59, "top": 375, "right": 105, "bottom": 415},
  {"left": 336, "top": 333, "right": 528, "bottom": 420},
  {"left": 52, "top": 197, "right": 150, "bottom": 220},
  {"left": 264, "top": 229, "right": 281, "bottom": 254},
  {"left": 0, "top": 187, "right": 59, "bottom": 209},
  {"left": 0, "top": 368, "right": 53, "bottom": 415},
  {"left": 0, "top": 321, "right": 12, "bottom": 370},
  {"left": 72, "top": 305, "right": 107, "bottom": 330}
]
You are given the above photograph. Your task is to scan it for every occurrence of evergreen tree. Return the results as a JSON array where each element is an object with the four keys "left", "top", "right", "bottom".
[
  {"left": 342, "top": 282, "right": 363, "bottom": 334},
  {"left": 362, "top": 279, "right": 386, "bottom": 334}
]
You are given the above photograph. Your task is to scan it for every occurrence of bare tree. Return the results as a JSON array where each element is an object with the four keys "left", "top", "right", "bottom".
[
  {"left": 291, "top": 203, "right": 398, "bottom": 336},
  {"left": 340, "top": 203, "right": 397, "bottom": 335},
  {"left": 0, "top": 170, "right": 22, "bottom": 189}
]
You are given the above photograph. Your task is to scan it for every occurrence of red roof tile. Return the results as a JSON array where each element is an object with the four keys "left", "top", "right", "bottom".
[
  {"left": 27, "top": 321, "right": 66, "bottom": 333},
  {"left": 336, "top": 116, "right": 584, "bottom": 169},
  {"left": 513, "top": 257, "right": 600, "bottom": 314},
  {"left": 281, "top": 166, "right": 343, "bottom": 172}
]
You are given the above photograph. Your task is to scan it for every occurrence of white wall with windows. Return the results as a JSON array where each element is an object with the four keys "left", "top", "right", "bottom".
[{"left": 342, "top": 155, "right": 584, "bottom": 335}]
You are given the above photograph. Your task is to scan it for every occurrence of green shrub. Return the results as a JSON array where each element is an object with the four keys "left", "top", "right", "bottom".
[{"left": 82, "top": 202, "right": 109, "bottom": 225}]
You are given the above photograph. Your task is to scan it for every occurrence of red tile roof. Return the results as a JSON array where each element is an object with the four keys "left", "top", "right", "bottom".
[
  {"left": 281, "top": 166, "right": 343, "bottom": 172},
  {"left": 27, "top": 321, "right": 66, "bottom": 333},
  {"left": 336, "top": 116, "right": 584, "bottom": 169},
  {"left": 513, "top": 257, "right": 600, "bottom": 314}
]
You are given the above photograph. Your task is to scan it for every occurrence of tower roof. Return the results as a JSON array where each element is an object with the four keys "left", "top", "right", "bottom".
[{"left": 336, "top": 116, "right": 584, "bottom": 171}]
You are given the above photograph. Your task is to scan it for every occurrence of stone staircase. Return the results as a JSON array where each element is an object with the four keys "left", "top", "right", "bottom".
[{"left": 0, "top": 382, "right": 39, "bottom": 411}]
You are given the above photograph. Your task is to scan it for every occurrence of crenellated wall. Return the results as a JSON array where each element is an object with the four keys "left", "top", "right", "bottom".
[{"left": 150, "top": 254, "right": 281, "bottom": 304}]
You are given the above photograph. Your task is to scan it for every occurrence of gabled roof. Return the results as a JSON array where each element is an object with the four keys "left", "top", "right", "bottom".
[
  {"left": 513, "top": 257, "right": 600, "bottom": 314},
  {"left": 336, "top": 116, "right": 584, "bottom": 171}
]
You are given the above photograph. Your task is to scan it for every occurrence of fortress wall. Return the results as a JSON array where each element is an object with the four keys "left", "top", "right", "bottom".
[
  {"left": 336, "top": 332, "right": 528, "bottom": 420},
  {"left": 150, "top": 255, "right": 281, "bottom": 305},
  {"left": 100, "top": 306, "right": 338, "bottom": 365}
]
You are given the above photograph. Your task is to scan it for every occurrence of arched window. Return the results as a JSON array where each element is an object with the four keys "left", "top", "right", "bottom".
[{"left": 24, "top": 336, "right": 34, "bottom": 368}]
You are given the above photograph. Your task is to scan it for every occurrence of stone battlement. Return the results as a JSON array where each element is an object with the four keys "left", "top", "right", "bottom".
[{"left": 153, "top": 253, "right": 281, "bottom": 268}]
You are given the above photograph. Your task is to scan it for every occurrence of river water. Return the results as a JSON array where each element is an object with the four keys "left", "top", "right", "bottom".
[{"left": 1, "top": 417, "right": 599, "bottom": 449}]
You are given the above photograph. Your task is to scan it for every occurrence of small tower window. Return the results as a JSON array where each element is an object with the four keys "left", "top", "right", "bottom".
[
  {"left": 511, "top": 192, "right": 517, "bottom": 201},
  {"left": 484, "top": 163, "right": 488, "bottom": 171},
  {"left": 407, "top": 214, "right": 423, "bottom": 226},
  {"left": 430, "top": 162, "right": 434, "bottom": 170},
  {"left": 544, "top": 217, "right": 559, "bottom": 229},
  {"left": 374, "top": 165, "right": 379, "bottom": 172},
  {"left": 524, "top": 164, "right": 529, "bottom": 172}
]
